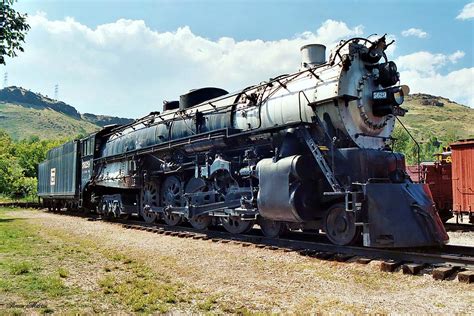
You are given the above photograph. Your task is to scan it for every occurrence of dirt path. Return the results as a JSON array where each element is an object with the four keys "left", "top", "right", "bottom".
[{"left": 7, "top": 209, "right": 474, "bottom": 314}]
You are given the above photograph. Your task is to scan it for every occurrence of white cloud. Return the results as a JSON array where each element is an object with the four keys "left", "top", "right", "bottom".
[
  {"left": 401, "top": 28, "right": 428, "bottom": 38},
  {"left": 396, "top": 51, "right": 449, "bottom": 75},
  {"left": 396, "top": 51, "right": 473, "bottom": 107},
  {"left": 399, "top": 68, "right": 474, "bottom": 107},
  {"left": 6, "top": 15, "right": 364, "bottom": 118},
  {"left": 456, "top": 2, "right": 474, "bottom": 20},
  {"left": 449, "top": 50, "right": 465, "bottom": 63},
  {"left": 395, "top": 50, "right": 465, "bottom": 75},
  {"left": 3, "top": 13, "right": 473, "bottom": 119}
]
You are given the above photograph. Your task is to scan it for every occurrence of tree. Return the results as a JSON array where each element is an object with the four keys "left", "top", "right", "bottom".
[
  {"left": 0, "top": 130, "right": 23, "bottom": 195},
  {"left": 0, "top": 0, "right": 30, "bottom": 64},
  {"left": 14, "top": 136, "right": 64, "bottom": 178}
]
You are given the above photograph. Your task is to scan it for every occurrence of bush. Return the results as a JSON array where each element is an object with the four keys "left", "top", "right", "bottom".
[{"left": 0, "top": 129, "right": 69, "bottom": 199}]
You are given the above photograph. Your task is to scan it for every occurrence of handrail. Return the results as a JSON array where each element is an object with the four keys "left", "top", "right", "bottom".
[{"left": 395, "top": 117, "right": 421, "bottom": 182}]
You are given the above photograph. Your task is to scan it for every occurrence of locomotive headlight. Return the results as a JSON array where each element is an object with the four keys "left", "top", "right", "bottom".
[
  {"left": 372, "top": 85, "right": 409, "bottom": 117},
  {"left": 376, "top": 61, "right": 400, "bottom": 88}
]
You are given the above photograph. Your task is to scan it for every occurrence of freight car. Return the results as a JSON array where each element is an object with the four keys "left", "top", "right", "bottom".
[
  {"left": 38, "top": 35, "right": 448, "bottom": 248},
  {"left": 451, "top": 140, "right": 474, "bottom": 223},
  {"left": 406, "top": 153, "right": 453, "bottom": 222},
  {"left": 407, "top": 142, "right": 474, "bottom": 224}
]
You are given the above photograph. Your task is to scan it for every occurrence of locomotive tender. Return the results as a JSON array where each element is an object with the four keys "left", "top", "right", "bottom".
[{"left": 38, "top": 35, "right": 449, "bottom": 248}]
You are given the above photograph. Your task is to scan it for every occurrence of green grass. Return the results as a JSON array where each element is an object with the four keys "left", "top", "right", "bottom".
[
  {"left": 0, "top": 194, "right": 38, "bottom": 203},
  {"left": 0, "top": 208, "right": 72, "bottom": 306},
  {"left": 400, "top": 95, "right": 474, "bottom": 142},
  {"left": 0, "top": 103, "right": 99, "bottom": 140},
  {"left": 97, "top": 252, "right": 183, "bottom": 313},
  {"left": 0, "top": 207, "right": 224, "bottom": 313}
]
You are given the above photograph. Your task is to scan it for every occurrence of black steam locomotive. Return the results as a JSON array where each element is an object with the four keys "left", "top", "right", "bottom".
[{"left": 38, "top": 36, "right": 449, "bottom": 248}]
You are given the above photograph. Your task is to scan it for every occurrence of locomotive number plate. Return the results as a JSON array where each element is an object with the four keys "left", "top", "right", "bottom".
[{"left": 373, "top": 91, "right": 387, "bottom": 99}]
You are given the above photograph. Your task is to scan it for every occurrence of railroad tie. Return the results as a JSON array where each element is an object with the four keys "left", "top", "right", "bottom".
[
  {"left": 380, "top": 260, "right": 402, "bottom": 272},
  {"left": 402, "top": 263, "right": 425, "bottom": 275},
  {"left": 457, "top": 270, "right": 474, "bottom": 283},
  {"left": 314, "top": 252, "right": 334, "bottom": 260},
  {"left": 432, "top": 267, "right": 458, "bottom": 280},
  {"left": 355, "top": 257, "right": 372, "bottom": 264},
  {"left": 334, "top": 253, "right": 354, "bottom": 262}
]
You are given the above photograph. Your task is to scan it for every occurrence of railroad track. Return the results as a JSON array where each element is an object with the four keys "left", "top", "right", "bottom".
[
  {"left": 3, "top": 203, "right": 474, "bottom": 283},
  {"left": 51, "top": 209, "right": 474, "bottom": 283},
  {"left": 0, "top": 201, "right": 41, "bottom": 208},
  {"left": 3, "top": 202, "right": 473, "bottom": 232},
  {"left": 445, "top": 222, "right": 474, "bottom": 232}
]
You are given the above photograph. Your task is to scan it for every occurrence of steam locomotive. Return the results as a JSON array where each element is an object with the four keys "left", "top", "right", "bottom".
[{"left": 38, "top": 35, "right": 449, "bottom": 248}]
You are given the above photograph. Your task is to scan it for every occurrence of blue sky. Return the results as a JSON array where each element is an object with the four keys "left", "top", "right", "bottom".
[{"left": 4, "top": 0, "right": 474, "bottom": 117}]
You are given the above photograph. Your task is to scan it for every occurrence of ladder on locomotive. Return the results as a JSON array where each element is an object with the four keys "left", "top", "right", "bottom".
[{"left": 298, "top": 119, "right": 342, "bottom": 193}]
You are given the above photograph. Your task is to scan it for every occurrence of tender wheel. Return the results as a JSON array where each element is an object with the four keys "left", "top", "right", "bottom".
[
  {"left": 161, "top": 176, "right": 183, "bottom": 226},
  {"left": 324, "top": 203, "right": 361, "bottom": 246},
  {"left": 258, "top": 218, "right": 288, "bottom": 238},
  {"left": 140, "top": 182, "right": 159, "bottom": 223},
  {"left": 221, "top": 217, "right": 254, "bottom": 234}
]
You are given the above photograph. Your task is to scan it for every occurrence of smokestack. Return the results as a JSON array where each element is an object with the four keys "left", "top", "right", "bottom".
[{"left": 300, "top": 44, "right": 326, "bottom": 69}]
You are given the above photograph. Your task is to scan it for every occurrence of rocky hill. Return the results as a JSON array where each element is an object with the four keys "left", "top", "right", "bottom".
[
  {"left": 81, "top": 113, "right": 134, "bottom": 127},
  {"left": 400, "top": 93, "right": 474, "bottom": 142},
  {"left": 0, "top": 86, "right": 81, "bottom": 118},
  {"left": 0, "top": 86, "right": 134, "bottom": 140}
]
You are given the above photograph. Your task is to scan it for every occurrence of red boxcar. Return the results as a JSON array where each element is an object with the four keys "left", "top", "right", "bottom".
[
  {"left": 450, "top": 139, "right": 474, "bottom": 223},
  {"left": 407, "top": 155, "right": 453, "bottom": 222}
]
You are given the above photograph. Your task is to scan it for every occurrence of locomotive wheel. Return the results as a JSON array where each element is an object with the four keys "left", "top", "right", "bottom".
[
  {"left": 189, "top": 216, "right": 212, "bottom": 230},
  {"left": 258, "top": 218, "right": 288, "bottom": 238},
  {"left": 161, "top": 176, "right": 183, "bottom": 226},
  {"left": 140, "top": 182, "right": 159, "bottom": 223},
  {"left": 100, "top": 201, "right": 112, "bottom": 219},
  {"left": 185, "top": 177, "right": 213, "bottom": 230},
  {"left": 221, "top": 217, "right": 254, "bottom": 234},
  {"left": 324, "top": 203, "right": 361, "bottom": 246}
]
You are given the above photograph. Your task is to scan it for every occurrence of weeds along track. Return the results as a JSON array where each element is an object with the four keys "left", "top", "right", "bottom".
[{"left": 3, "top": 203, "right": 473, "bottom": 284}]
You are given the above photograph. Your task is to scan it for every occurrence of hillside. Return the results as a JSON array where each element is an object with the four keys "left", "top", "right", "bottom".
[
  {"left": 0, "top": 86, "right": 472, "bottom": 142},
  {"left": 0, "top": 86, "right": 133, "bottom": 140},
  {"left": 399, "top": 94, "right": 474, "bottom": 142}
]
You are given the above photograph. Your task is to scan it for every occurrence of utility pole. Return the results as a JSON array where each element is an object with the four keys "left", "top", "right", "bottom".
[
  {"left": 3, "top": 72, "right": 7, "bottom": 88},
  {"left": 54, "top": 84, "right": 59, "bottom": 100}
]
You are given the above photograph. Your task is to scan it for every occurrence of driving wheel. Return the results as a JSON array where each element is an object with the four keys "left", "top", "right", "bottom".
[
  {"left": 140, "top": 181, "right": 159, "bottom": 223},
  {"left": 161, "top": 176, "right": 184, "bottom": 226}
]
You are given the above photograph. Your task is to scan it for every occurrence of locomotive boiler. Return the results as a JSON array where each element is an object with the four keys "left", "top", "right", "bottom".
[{"left": 38, "top": 35, "right": 449, "bottom": 248}]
